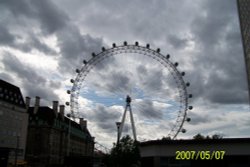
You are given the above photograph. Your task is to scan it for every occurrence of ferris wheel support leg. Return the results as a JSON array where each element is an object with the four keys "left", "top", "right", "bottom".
[
  {"left": 118, "top": 105, "right": 128, "bottom": 142},
  {"left": 128, "top": 105, "right": 137, "bottom": 141}
]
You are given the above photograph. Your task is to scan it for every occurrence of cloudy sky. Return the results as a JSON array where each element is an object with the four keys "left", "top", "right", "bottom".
[{"left": 0, "top": 0, "right": 250, "bottom": 149}]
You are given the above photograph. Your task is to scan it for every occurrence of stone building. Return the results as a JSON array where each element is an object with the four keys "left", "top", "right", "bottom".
[
  {"left": 25, "top": 97, "right": 94, "bottom": 167},
  {"left": 0, "top": 79, "right": 29, "bottom": 167}
]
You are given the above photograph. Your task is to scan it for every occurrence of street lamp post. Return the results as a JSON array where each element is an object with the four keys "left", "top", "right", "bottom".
[{"left": 116, "top": 122, "right": 121, "bottom": 144}]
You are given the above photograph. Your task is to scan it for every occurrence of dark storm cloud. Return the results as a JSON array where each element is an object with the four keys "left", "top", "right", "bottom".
[
  {"left": 135, "top": 99, "right": 163, "bottom": 119},
  {"left": 58, "top": 0, "right": 199, "bottom": 46},
  {"left": 136, "top": 65, "right": 164, "bottom": 93},
  {"left": 0, "top": 0, "right": 59, "bottom": 55},
  {"left": 191, "top": 0, "right": 234, "bottom": 48},
  {"left": 0, "top": 0, "right": 104, "bottom": 71},
  {"left": 187, "top": 109, "right": 227, "bottom": 126},
  {"left": 0, "top": 0, "right": 68, "bottom": 35},
  {"left": 10, "top": 34, "right": 57, "bottom": 55},
  {"left": 3, "top": 53, "right": 46, "bottom": 84},
  {"left": 92, "top": 104, "right": 121, "bottom": 132},
  {"left": 187, "top": 111, "right": 211, "bottom": 125},
  {"left": 0, "top": 73, "right": 14, "bottom": 84},
  {"left": 0, "top": 25, "right": 56, "bottom": 55},
  {"left": 167, "top": 34, "right": 189, "bottom": 49},
  {"left": 19, "top": 35, "right": 57, "bottom": 55},
  {"left": 56, "top": 26, "right": 104, "bottom": 73},
  {"left": 187, "top": 0, "right": 249, "bottom": 104},
  {"left": 2, "top": 52, "right": 58, "bottom": 101},
  {"left": 107, "top": 72, "right": 131, "bottom": 93},
  {"left": 205, "top": 72, "right": 248, "bottom": 104},
  {"left": 0, "top": 25, "right": 15, "bottom": 45},
  {"left": 87, "top": 68, "right": 133, "bottom": 96}
]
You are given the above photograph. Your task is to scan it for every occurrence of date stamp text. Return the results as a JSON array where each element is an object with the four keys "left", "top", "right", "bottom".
[{"left": 175, "top": 151, "right": 225, "bottom": 160}]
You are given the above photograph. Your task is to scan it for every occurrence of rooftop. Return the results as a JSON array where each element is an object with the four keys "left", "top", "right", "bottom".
[
  {"left": 0, "top": 79, "right": 25, "bottom": 108},
  {"left": 140, "top": 137, "right": 250, "bottom": 146}
]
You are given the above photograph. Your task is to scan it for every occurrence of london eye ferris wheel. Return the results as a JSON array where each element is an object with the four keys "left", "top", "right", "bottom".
[{"left": 66, "top": 41, "right": 193, "bottom": 146}]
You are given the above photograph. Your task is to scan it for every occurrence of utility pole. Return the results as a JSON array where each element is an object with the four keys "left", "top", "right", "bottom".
[{"left": 116, "top": 122, "right": 121, "bottom": 144}]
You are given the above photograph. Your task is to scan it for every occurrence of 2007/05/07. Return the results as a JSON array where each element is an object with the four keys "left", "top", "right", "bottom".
[{"left": 176, "top": 150, "right": 225, "bottom": 160}]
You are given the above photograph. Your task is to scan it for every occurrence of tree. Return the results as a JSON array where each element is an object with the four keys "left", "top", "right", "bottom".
[
  {"left": 193, "top": 133, "right": 205, "bottom": 140},
  {"left": 161, "top": 136, "right": 171, "bottom": 140},
  {"left": 193, "top": 133, "right": 223, "bottom": 140},
  {"left": 211, "top": 134, "right": 223, "bottom": 139},
  {"left": 108, "top": 135, "right": 140, "bottom": 167}
]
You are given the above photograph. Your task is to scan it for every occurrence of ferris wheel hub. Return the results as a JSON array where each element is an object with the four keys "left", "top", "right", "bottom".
[{"left": 126, "top": 95, "right": 132, "bottom": 104}]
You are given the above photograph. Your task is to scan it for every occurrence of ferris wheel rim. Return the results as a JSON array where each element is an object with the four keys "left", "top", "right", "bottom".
[{"left": 68, "top": 42, "right": 192, "bottom": 140}]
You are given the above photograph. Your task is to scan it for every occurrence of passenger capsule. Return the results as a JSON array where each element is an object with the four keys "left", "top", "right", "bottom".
[{"left": 83, "top": 60, "right": 87, "bottom": 64}]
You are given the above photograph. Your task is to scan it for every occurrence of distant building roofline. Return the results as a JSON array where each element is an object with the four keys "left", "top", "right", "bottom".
[{"left": 140, "top": 137, "right": 250, "bottom": 146}]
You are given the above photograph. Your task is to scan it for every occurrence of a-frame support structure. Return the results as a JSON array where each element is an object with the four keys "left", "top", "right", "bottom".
[{"left": 117, "top": 95, "right": 137, "bottom": 143}]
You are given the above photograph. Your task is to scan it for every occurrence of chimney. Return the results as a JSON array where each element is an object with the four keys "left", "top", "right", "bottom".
[
  {"left": 79, "top": 118, "right": 87, "bottom": 129},
  {"left": 33, "top": 96, "right": 40, "bottom": 114},
  {"left": 25, "top": 96, "right": 31, "bottom": 111},
  {"left": 59, "top": 105, "right": 65, "bottom": 121},
  {"left": 52, "top": 101, "right": 58, "bottom": 117}
]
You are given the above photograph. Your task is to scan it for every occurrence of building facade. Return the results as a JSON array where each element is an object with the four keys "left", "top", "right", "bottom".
[
  {"left": 0, "top": 79, "right": 29, "bottom": 167},
  {"left": 237, "top": 0, "right": 250, "bottom": 98},
  {"left": 25, "top": 97, "right": 94, "bottom": 167}
]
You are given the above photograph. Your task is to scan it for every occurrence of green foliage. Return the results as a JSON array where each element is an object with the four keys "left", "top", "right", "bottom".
[
  {"left": 211, "top": 134, "right": 223, "bottom": 139},
  {"left": 108, "top": 135, "right": 140, "bottom": 167},
  {"left": 193, "top": 133, "right": 223, "bottom": 140},
  {"left": 161, "top": 136, "right": 172, "bottom": 140},
  {"left": 193, "top": 133, "right": 205, "bottom": 140}
]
